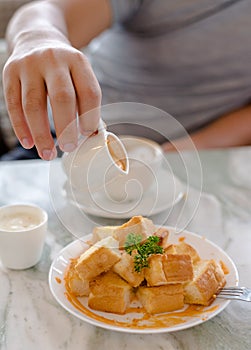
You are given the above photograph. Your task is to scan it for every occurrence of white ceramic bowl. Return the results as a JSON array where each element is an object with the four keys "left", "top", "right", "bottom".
[{"left": 0, "top": 204, "right": 48, "bottom": 269}]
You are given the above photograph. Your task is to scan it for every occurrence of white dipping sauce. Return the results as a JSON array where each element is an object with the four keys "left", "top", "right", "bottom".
[{"left": 0, "top": 212, "right": 40, "bottom": 231}]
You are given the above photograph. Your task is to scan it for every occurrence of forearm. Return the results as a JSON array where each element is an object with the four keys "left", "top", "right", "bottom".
[
  {"left": 163, "top": 104, "right": 251, "bottom": 152},
  {"left": 6, "top": 2, "right": 67, "bottom": 53},
  {"left": 191, "top": 104, "right": 251, "bottom": 148},
  {"left": 6, "top": 0, "right": 112, "bottom": 52}
]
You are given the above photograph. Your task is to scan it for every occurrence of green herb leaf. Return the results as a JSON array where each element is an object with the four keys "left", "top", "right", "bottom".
[
  {"left": 124, "top": 233, "right": 164, "bottom": 272},
  {"left": 124, "top": 233, "right": 142, "bottom": 255}
]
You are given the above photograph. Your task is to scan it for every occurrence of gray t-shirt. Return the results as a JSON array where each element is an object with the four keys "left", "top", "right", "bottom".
[{"left": 89, "top": 0, "right": 251, "bottom": 141}]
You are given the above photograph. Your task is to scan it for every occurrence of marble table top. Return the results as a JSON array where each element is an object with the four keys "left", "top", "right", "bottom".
[{"left": 0, "top": 147, "right": 251, "bottom": 350}]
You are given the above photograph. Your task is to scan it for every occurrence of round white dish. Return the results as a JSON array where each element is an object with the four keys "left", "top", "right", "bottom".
[
  {"left": 49, "top": 228, "right": 238, "bottom": 334},
  {"left": 63, "top": 168, "right": 184, "bottom": 219}
]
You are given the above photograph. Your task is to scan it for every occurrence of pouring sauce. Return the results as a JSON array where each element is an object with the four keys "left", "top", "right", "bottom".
[{"left": 106, "top": 137, "right": 127, "bottom": 172}]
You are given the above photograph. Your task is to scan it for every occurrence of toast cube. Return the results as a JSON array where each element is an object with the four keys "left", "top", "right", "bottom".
[
  {"left": 162, "top": 254, "right": 193, "bottom": 283},
  {"left": 165, "top": 242, "right": 200, "bottom": 264},
  {"left": 64, "top": 258, "right": 90, "bottom": 297},
  {"left": 75, "top": 236, "right": 121, "bottom": 280},
  {"left": 113, "top": 251, "right": 144, "bottom": 287},
  {"left": 88, "top": 271, "right": 133, "bottom": 314},
  {"left": 137, "top": 284, "right": 184, "bottom": 314},
  {"left": 92, "top": 225, "right": 120, "bottom": 243},
  {"left": 184, "top": 259, "right": 226, "bottom": 306},
  {"left": 144, "top": 254, "right": 167, "bottom": 286},
  {"left": 113, "top": 216, "right": 156, "bottom": 248}
]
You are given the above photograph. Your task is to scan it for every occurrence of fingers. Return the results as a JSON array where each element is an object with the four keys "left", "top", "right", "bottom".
[
  {"left": 2, "top": 65, "right": 34, "bottom": 149},
  {"left": 21, "top": 74, "right": 56, "bottom": 160},
  {"left": 70, "top": 55, "right": 101, "bottom": 135},
  {"left": 3, "top": 60, "right": 56, "bottom": 160},
  {"left": 3, "top": 49, "right": 102, "bottom": 160},
  {"left": 45, "top": 67, "right": 78, "bottom": 152}
]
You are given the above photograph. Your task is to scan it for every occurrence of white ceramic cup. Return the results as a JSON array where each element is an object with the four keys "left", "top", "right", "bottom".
[
  {"left": 62, "top": 121, "right": 129, "bottom": 194},
  {"left": 0, "top": 204, "right": 48, "bottom": 269},
  {"left": 105, "top": 136, "right": 164, "bottom": 201}
]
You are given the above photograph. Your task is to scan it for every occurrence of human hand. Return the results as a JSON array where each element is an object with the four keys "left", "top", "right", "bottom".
[{"left": 2, "top": 39, "right": 101, "bottom": 160}]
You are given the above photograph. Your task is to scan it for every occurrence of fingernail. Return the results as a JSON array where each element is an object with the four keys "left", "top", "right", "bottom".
[
  {"left": 62, "top": 143, "right": 76, "bottom": 152},
  {"left": 22, "top": 137, "right": 31, "bottom": 148},
  {"left": 42, "top": 148, "right": 57, "bottom": 160}
]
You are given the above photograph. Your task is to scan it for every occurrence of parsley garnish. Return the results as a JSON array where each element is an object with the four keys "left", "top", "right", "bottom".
[{"left": 124, "top": 233, "right": 164, "bottom": 272}]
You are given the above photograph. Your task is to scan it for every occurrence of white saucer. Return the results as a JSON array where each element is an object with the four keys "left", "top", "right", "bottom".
[{"left": 63, "top": 168, "right": 184, "bottom": 219}]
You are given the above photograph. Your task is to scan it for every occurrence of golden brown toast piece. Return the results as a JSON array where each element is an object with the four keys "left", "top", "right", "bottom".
[
  {"left": 64, "top": 258, "right": 90, "bottom": 297},
  {"left": 92, "top": 225, "right": 120, "bottom": 244},
  {"left": 88, "top": 271, "right": 133, "bottom": 314},
  {"left": 144, "top": 254, "right": 167, "bottom": 286},
  {"left": 75, "top": 237, "right": 121, "bottom": 280},
  {"left": 162, "top": 254, "right": 194, "bottom": 283},
  {"left": 153, "top": 227, "right": 170, "bottom": 249},
  {"left": 113, "top": 251, "right": 144, "bottom": 287},
  {"left": 137, "top": 284, "right": 184, "bottom": 314},
  {"left": 184, "top": 259, "right": 226, "bottom": 306},
  {"left": 113, "top": 216, "right": 156, "bottom": 248},
  {"left": 165, "top": 242, "right": 200, "bottom": 264}
]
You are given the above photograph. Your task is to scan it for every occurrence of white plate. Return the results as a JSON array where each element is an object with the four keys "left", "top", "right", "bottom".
[
  {"left": 63, "top": 168, "right": 184, "bottom": 219},
  {"left": 49, "top": 227, "right": 238, "bottom": 334}
]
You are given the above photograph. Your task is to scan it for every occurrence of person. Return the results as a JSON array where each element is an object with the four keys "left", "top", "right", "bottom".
[{"left": 2, "top": 0, "right": 251, "bottom": 160}]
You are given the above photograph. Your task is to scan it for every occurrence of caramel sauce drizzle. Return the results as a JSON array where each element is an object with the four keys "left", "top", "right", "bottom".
[
  {"left": 220, "top": 260, "right": 230, "bottom": 275},
  {"left": 65, "top": 288, "right": 219, "bottom": 329},
  {"left": 106, "top": 138, "right": 127, "bottom": 172}
]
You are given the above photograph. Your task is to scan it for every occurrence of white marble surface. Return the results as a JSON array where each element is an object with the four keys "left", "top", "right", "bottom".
[{"left": 0, "top": 148, "right": 251, "bottom": 350}]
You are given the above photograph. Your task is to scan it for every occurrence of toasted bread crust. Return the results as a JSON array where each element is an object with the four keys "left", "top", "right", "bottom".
[
  {"left": 184, "top": 260, "right": 226, "bottom": 306},
  {"left": 64, "top": 258, "right": 90, "bottom": 297},
  {"left": 92, "top": 225, "right": 119, "bottom": 244},
  {"left": 88, "top": 271, "right": 132, "bottom": 314},
  {"left": 137, "top": 284, "right": 184, "bottom": 314},
  {"left": 113, "top": 216, "right": 156, "bottom": 248},
  {"left": 144, "top": 254, "right": 167, "bottom": 286},
  {"left": 113, "top": 252, "right": 144, "bottom": 287},
  {"left": 162, "top": 254, "right": 194, "bottom": 283},
  {"left": 165, "top": 242, "right": 200, "bottom": 264},
  {"left": 75, "top": 246, "right": 121, "bottom": 280}
]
